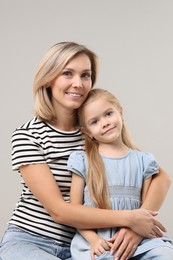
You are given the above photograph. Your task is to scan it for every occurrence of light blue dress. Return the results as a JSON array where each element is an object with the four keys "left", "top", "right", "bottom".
[{"left": 67, "top": 149, "right": 173, "bottom": 259}]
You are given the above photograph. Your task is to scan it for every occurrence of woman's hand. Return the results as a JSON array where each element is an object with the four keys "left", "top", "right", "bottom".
[
  {"left": 108, "top": 228, "right": 142, "bottom": 260},
  {"left": 90, "top": 237, "right": 112, "bottom": 260},
  {"left": 128, "top": 209, "right": 166, "bottom": 238}
]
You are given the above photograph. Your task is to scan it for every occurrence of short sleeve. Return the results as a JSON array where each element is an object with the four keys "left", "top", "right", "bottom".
[
  {"left": 12, "top": 128, "right": 45, "bottom": 171},
  {"left": 67, "top": 151, "right": 87, "bottom": 180},
  {"left": 142, "top": 152, "right": 159, "bottom": 179}
]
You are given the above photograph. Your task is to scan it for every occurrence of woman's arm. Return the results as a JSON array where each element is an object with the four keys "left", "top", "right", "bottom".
[
  {"left": 141, "top": 176, "right": 152, "bottom": 202},
  {"left": 20, "top": 163, "right": 165, "bottom": 237},
  {"left": 141, "top": 167, "right": 171, "bottom": 210},
  {"left": 109, "top": 167, "right": 171, "bottom": 259}
]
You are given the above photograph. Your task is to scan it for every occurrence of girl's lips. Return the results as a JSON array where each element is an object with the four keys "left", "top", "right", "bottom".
[{"left": 102, "top": 126, "right": 115, "bottom": 135}]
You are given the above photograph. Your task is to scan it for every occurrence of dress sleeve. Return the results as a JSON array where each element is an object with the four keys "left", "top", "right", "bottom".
[
  {"left": 143, "top": 152, "right": 159, "bottom": 180},
  {"left": 67, "top": 151, "right": 87, "bottom": 180}
]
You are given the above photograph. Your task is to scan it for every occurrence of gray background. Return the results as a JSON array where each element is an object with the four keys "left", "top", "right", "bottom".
[{"left": 1, "top": 0, "right": 173, "bottom": 238}]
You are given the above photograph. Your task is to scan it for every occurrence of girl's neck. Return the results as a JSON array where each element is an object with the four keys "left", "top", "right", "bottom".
[{"left": 98, "top": 142, "right": 129, "bottom": 158}]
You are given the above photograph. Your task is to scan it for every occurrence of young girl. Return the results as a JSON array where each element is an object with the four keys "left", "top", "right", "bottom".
[
  {"left": 68, "top": 88, "right": 173, "bottom": 260},
  {"left": 0, "top": 42, "right": 170, "bottom": 260}
]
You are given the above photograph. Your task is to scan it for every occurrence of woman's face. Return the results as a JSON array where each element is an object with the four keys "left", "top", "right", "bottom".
[{"left": 50, "top": 53, "right": 92, "bottom": 112}]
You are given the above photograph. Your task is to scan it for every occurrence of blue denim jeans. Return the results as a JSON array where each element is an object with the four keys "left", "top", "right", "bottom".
[
  {"left": 132, "top": 245, "right": 173, "bottom": 259},
  {"left": 0, "top": 225, "right": 71, "bottom": 260}
]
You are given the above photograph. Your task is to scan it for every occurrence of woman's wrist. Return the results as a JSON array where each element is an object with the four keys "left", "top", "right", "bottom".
[{"left": 113, "top": 210, "right": 132, "bottom": 228}]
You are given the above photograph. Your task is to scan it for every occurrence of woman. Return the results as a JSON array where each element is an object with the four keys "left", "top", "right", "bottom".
[{"left": 0, "top": 42, "right": 170, "bottom": 260}]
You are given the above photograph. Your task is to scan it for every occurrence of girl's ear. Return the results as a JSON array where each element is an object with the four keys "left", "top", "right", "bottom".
[
  {"left": 119, "top": 106, "right": 124, "bottom": 120},
  {"left": 80, "top": 127, "right": 86, "bottom": 134},
  {"left": 81, "top": 127, "right": 93, "bottom": 139}
]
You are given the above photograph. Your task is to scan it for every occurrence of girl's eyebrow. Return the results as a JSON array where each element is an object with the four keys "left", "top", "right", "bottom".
[
  {"left": 87, "top": 118, "right": 97, "bottom": 125},
  {"left": 85, "top": 114, "right": 98, "bottom": 124}
]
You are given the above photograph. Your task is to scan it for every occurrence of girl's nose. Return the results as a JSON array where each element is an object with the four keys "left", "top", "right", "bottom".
[{"left": 102, "top": 120, "right": 110, "bottom": 128}]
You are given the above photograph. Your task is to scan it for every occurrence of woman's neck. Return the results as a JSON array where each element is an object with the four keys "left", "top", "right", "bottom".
[{"left": 52, "top": 110, "right": 78, "bottom": 132}]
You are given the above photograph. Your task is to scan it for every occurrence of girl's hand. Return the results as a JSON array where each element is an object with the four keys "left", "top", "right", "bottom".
[
  {"left": 108, "top": 228, "right": 142, "bottom": 260},
  {"left": 129, "top": 209, "right": 166, "bottom": 238},
  {"left": 90, "top": 237, "right": 112, "bottom": 260}
]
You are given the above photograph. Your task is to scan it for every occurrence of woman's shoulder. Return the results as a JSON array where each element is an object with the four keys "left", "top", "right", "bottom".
[
  {"left": 12, "top": 117, "right": 48, "bottom": 136},
  {"left": 11, "top": 117, "right": 49, "bottom": 144},
  {"left": 14, "top": 117, "right": 44, "bottom": 131}
]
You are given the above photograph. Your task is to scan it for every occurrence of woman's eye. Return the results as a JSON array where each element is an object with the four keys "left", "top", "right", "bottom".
[
  {"left": 82, "top": 73, "right": 91, "bottom": 78},
  {"left": 63, "top": 71, "right": 72, "bottom": 76}
]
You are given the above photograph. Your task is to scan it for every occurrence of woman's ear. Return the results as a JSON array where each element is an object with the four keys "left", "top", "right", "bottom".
[{"left": 119, "top": 106, "right": 123, "bottom": 116}]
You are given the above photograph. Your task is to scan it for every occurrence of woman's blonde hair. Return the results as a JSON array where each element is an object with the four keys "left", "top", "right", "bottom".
[
  {"left": 33, "top": 42, "right": 98, "bottom": 123},
  {"left": 78, "top": 88, "right": 138, "bottom": 209}
]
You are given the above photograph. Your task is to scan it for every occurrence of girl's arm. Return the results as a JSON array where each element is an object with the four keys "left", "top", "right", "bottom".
[
  {"left": 70, "top": 173, "right": 99, "bottom": 243},
  {"left": 70, "top": 174, "right": 112, "bottom": 258},
  {"left": 20, "top": 163, "right": 165, "bottom": 237}
]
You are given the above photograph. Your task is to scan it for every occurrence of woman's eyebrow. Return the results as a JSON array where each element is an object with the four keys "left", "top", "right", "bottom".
[{"left": 63, "top": 67, "right": 91, "bottom": 72}]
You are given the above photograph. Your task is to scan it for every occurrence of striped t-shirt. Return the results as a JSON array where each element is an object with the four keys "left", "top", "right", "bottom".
[{"left": 9, "top": 117, "right": 84, "bottom": 245}]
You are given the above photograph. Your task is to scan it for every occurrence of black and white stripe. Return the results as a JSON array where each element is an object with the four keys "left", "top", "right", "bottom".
[{"left": 9, "top": 117, "right": 84, "bottom": 245}]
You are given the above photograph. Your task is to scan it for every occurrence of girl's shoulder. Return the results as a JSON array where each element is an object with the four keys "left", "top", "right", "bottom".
[
  {"left": 131, "top": 149, "right": 159, "bottom": 175},
  {"left": 68, "top": 150, "right": 86, "bottom": 161},
  {"left": 67, "top": 150, "right": 87, "bottom": 178},
  {"left": 131, "top": 149, "right": 156, "bottom": 161}
]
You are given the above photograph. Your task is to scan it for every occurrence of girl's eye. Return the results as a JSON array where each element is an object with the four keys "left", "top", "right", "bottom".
[
  {"left": 106, "top": 111, "right": 113, "bottom": 116},
  {"left": 90, "top": 119, "right": 98, "bottom": 125}
]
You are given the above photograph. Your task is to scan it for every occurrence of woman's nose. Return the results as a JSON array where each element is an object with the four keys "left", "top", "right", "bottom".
[{"left": 72, "top": 76, "right": 83, "bottom": 88}]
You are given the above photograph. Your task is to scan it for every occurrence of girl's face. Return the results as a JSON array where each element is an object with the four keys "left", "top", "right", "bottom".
[
  {"left": 50, "top": 53, "right": 92, "bottom": 112},
  {"left": 83, "top": 98, "right": 123, "bottom": 145}
]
